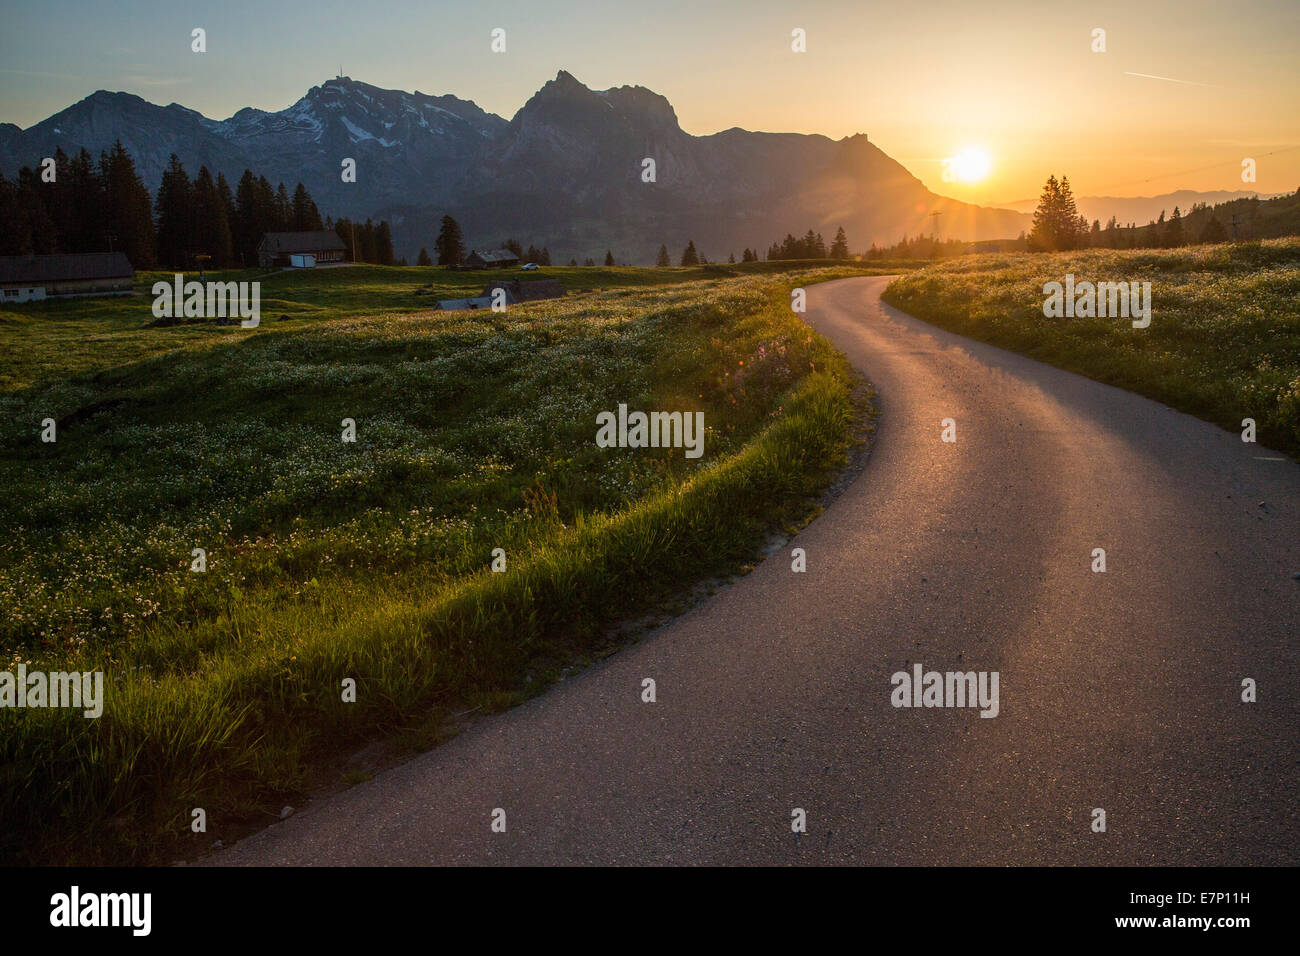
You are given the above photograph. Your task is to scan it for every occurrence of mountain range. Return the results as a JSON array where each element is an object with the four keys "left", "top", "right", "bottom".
[{"left": 4, "top": 71, "right": 1038, "bottom": 262}]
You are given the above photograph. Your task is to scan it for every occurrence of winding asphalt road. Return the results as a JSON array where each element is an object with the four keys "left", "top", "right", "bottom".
[{"left": 211, "top": 276, "right": 1299, "bottom": 866}]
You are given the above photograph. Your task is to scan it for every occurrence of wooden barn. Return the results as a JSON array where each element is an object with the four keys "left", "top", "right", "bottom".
[
  {"left": 465, "top": 249, "right": 520, "bottom": 269},
  {"left": 257, "top": 231, "right": 348, "bottom": 268},
  {"left": 0, "top": 252, "right": 135, "bottom": 303}
]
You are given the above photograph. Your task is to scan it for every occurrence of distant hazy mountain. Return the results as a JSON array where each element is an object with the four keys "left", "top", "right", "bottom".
[
  {"left": 1, "top": 71, "right": 1029, "bottom": 262},
  {"left": 995, "top": 189, "right": 1285, "bottom": 228}
]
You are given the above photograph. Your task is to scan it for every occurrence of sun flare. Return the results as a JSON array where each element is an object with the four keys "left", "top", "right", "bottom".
[{"left": 951, "top": 146, "right": 993, "bottom": 183}]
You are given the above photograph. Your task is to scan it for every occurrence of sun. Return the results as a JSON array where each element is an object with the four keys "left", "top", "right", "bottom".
[{"left": 950, "top": 146, "right": 993, "bottom": 183}]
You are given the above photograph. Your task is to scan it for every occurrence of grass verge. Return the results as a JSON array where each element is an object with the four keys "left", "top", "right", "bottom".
[{"left": 881, "top": 238, "right": 1300, "bottom": 458}]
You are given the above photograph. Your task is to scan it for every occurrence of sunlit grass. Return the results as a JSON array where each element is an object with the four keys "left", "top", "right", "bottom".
[
  {"left": 0, "top": 263, "right": 873, "bottom": 863},
  {"left": 882, "top": 239, "right": 1300, "bottom": 457}
]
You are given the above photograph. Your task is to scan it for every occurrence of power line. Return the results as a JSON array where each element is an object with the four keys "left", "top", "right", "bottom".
[{"left": 1088, "top": 145, "right": 1300, "bottom": 193}]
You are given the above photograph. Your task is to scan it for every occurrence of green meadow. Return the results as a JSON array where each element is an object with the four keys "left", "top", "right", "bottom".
[
  {"left": 882, "top": 239, "right": 1300, "bottom": 458},
  {"left": 0, "top": 261, "right": 886, "bottom": 864}
]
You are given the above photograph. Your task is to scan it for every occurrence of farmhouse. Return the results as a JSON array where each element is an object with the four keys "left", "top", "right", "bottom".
[
  {"left": 257, "top": 231, "right": 347, "bottom": 268},
  {"left": 0, "top": 252, "right": 135, "bottom": 304},
  {"left": 465, "top": 249, "right": 520, "bottom": 269},
  {"left": 435, "top": 278, "right": 566, "bottom": 311}
]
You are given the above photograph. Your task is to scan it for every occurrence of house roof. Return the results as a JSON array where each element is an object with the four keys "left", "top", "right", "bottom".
[
  {"left": 0, "top": 252, "right": 135, "bottom": 284},
  {"left": 479, "top": 279, "right": 566, "bottom": 302},
  {"left": 258, "top": 231, "right": 347, "bottom": 253},
  {"left": 435, "top": 296, "right": 495, "bottom": 310},
  {"left": 467, "top": 249, "right": 519, "bottom": 263}
]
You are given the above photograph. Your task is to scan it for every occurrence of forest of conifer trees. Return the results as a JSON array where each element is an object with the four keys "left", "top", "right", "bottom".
[{"left": 0, "top": 141, "right": 396, "bottom": 269}]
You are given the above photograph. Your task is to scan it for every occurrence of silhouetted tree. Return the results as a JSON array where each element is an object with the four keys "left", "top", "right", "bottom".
[
  {"left": 374, "top": 220, "right": 395, "bottom": 264},
  {"left": 1028, "top": 174, "right": 1088, "bottom": 251},
  {"left": 435, "top": 214, "right": 465, "bottom": 265},
  {"left": 829, "top": 226, "right": 849, "bottom": 259},
  {"left": 1198, "top": 215, "right": 1228, "bottom": 244},
  {"left": 291, "top": 182, "right": 323, "bottom": 231},
  {"left": 191, "top": 165, "right": 233, "bottom": 267},
  {"left": 101, "top": 140, "right": 156, "bottom": 267},
  {"left": 1163, "top": 205, "right": 1184, "bottom": 247},
  {"left": 154, "top": 154, "right": 193, "bottom": 268}
]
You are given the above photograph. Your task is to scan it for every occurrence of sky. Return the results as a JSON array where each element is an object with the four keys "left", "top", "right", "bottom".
[{"left": 2, "top": 0, "right": 1297, "bottom": 205}]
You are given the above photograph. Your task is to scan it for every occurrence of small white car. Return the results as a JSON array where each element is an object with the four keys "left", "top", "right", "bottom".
[{"left": 521, "top": 262, "right": 539, "bottom": 270}]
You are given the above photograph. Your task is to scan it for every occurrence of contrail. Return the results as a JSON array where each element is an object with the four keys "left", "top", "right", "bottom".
[{"left": 1123, "top": 71, "right": 1223, "bottom": 88}]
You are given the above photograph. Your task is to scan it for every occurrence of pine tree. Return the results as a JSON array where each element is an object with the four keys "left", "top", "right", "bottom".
[
  {"left": 417, "top": 247, "right": 433, "bottom": 266},
  {"left": 191, "top": 166, "right": 234, "bottom": 267},
  {"left": 375, "top": 220, "right": 395, "bottom": 264},
  {"left": 334, "top": 218, "right": 355, "bottom": 261},
  {"left": 604, "top": 250, "right": 615, "bottom": 266},
  {"left": 1103, "top": 216, "right": 1119, "bottom": 249},
  {"left": 1028, "top": 175, "right": 1088, "bottom": 252},
  {"left": 656, "top": 244, "right": 671, "bottom": 267},
  {"left": 830, "top": 227, "right": 849, "bottom": 259},
  {"left": 101, "top": 141, "right": 156, "bottom": 267},
  {"left": 274, "top": 183, "right": 292, "bottom": 231},
  {"left": 67, "top": 149, "right": 107, "bottom": 252},
  {"left": 154, "top": 154, "right": 193, "bottom": 268},
  {"left": 43, "top": 149, "right": 74, "bottom": 249},
  {"left": 1057, "top": 177, "right": 1087, "bottom": 249},
  {"left": 1164, "top": 206, "right": 1184, "bottom": 247},
  {"left": 680, "top": 240, "right": 699, "bottom": 266},
  {"left": 360, "top": 218, "right": 378, "bottom": 263},
  {"left": 234, "top": 171, "right": 261, "bottom": 266},
  {"left": 0, "top": 171, "right": 57, "bottom": 255},
  {"left": 291, "top": 182, "right": 323, "bottom": 231},
  {"left": 435, "top": 214, "right": 465, "bottom": 265},
  {"left": 1198, "top": 215, "right": 1227, "bottom": 244}
]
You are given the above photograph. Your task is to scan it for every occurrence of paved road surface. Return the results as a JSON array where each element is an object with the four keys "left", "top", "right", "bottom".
[{"left": 211, "top": 276, "right": 1299, "bottom": 865}]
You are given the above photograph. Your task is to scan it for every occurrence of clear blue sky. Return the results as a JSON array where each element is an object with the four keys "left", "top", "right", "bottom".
[{"left": 2, "top": 0, "right": 1297, "bottom": 201}]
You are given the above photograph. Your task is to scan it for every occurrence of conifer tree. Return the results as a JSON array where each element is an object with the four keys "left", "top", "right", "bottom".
[{"left": 435, "top": 214, "right": 465, "bottom": 265}]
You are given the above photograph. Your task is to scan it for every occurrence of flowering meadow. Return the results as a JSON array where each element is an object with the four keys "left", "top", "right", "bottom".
[{"left": 0, "top": 264, "right": 873, "bottom": 862}]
